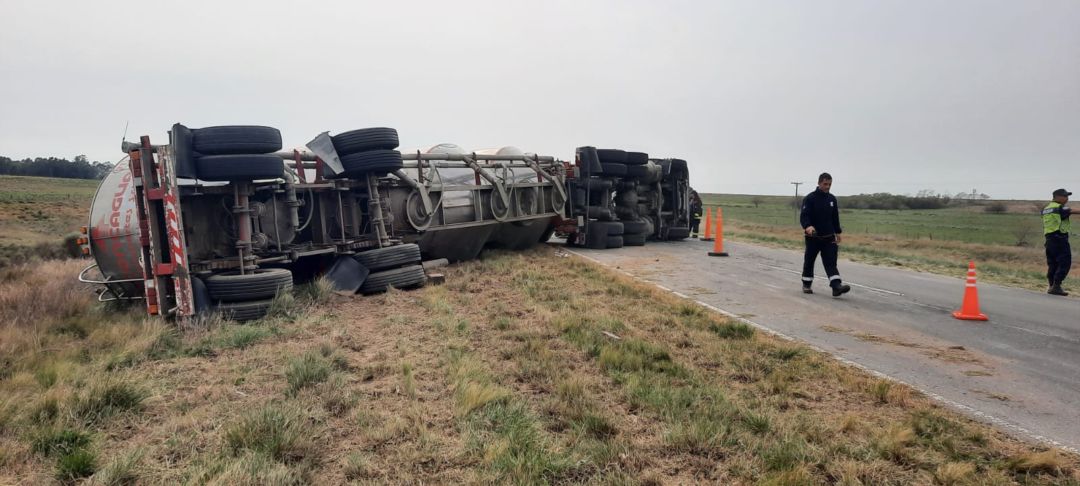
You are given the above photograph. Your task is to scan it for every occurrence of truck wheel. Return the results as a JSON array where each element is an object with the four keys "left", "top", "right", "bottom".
[
  {"left": 332, "top": 127, "right": 399, "bottom": 156},
  {"left": 585, "top": 225, "right": 609, "bottom": 249},
  {"left": 354, "top": 244, "right": 421, "bottom": 272},
  {"left": 624, "top": 152, "right": 649, "bottom": 166},
  {"left": 665, "top": 227, "right": 691, "bottom": 240},
  {"left": 620, "top": 219, "right": 648, "bottom": 234},
  {"left": 360, "top": 265, "right": 427, "bottom": 294},
  {"left": 623, "top": 233, "right": 647, "bottom": 246},
  {"left": 195, "top": 155, "right": 285, "bottom": 181},
  {"left": 205, "top": 268, "right": 294, "bottom": 302},
  {"left": 341, "top": 150, "right": 404, "bottom": 176},
  {"left": 606, "top": 236, "right": 624, "bottom": 248},
  {"left": 599, "top": 163, "right": 626, "bottom": 177},
  {"left": 616, "top": 190, "right": 638, "bottom": 207},
  {"left": 579, "top": 178, "right": 612, "bottom": 192},
  {"left": 215, "top": 299, "right": 274, "bottom": 322},
  {"left": 596, "top": 149, "right": 627, "bottom": 164},
  {"left": 191, "top": 276, "right": 212, "bottom": 316},
  {"left": 579, "top": 206, "right": 614, "bottom": 221},
  {"left": 585, "top": 220, "right": 623, "bottom": 236},
  {"left": 192, "top": 126, "right": 282, "bottom": 155},
  {"left": 625, "top": 165, "right": 651, "bottom": 179}
]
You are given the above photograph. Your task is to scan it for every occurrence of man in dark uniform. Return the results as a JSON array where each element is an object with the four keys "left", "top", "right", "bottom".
[
  {"left": 1043, "top": 188, "right": 1073, "bottom": 296},
  {"left": 689, "top": 189, "right": 703, "bottom": 238},
  {"left": 800, "top": 173, "right": 851, "bottom": 296}
]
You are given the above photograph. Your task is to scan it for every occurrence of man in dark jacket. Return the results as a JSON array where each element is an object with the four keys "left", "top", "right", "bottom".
[
  {"left": 689, "top": 189, "right": 703, "bottom": 238},
  {"left": 800, "top": 173, "right": 851, "bottom": 296}
]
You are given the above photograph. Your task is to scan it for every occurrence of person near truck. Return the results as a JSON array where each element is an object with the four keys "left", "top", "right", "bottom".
[
  {"left": 800, "top": 172, "right": 851, "bottom": 297},
  {"left": 689, "top": 189, "right": 703, "bottom": 238},
  {"left": 1043, "top": 188, "right": 1073, "bottom": 296}
]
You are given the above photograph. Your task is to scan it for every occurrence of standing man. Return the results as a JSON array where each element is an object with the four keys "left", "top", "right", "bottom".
[
  {"left": 800, "top": 173, "right": 851, "bottom": 296},
  {"left": 1043, "top": 188, "right": 1073, "bottom": 296},
  {"left": 689, "top": 189, "right": 703, "bottom": 238}
]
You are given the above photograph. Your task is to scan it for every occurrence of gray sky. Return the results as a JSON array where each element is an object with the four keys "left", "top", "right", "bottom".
[{"left": 1, "top": 0, "right": 1077, "bottom": 199}]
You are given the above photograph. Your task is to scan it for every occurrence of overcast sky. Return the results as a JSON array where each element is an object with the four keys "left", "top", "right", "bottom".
[{"left": 1, "top": 0, "right": 1077, "bottom": 199}]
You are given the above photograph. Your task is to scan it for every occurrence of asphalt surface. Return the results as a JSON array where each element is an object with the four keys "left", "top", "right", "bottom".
[{"left": 566, "top": 238, "right": 1080, "bottom": 452}]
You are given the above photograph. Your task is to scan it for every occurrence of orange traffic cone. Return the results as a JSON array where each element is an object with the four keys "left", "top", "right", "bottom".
[
  {"left": 702, "top": 207, "right": 714, "bottom": 241},
  {"left": 952, "top": 261, "right": 988, "bottom": 321},
  {"left": 708, "top": 208, "right": 729, "bottom": 257}
]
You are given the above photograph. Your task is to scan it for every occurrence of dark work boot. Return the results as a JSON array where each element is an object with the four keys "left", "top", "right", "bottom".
[
  {"left": 832, "top": 284, "right": 851, "bottom": 297},
  {"left": 802, "top": 285, "right": 813, "bottom": 294},
  {"left": 1048, "top": 284, "right": 1068, "bottom": 296}
]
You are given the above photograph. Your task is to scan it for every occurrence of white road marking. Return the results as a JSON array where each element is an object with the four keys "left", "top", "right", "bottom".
[
  {"left": 757, "top": 263, "right": 905, "bottom": 296},
  {"left": 565, "top": 248, "right": 1078, "bottom": 454}
]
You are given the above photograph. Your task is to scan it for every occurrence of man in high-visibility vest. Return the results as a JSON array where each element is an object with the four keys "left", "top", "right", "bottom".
[{"left": 1043, "top": 188, "right": 1073, "bottom": 296}]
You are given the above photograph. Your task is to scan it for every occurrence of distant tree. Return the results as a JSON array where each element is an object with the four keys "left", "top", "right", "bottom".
[
  {"left": 751, "top": 196, "right": 764, "bottom": 208},
  {"left": 984, "top": 202, "right": 1008, "bottom": 214},
  {"left": 0, "top": 155, "right": 112, "bottom": 179}
]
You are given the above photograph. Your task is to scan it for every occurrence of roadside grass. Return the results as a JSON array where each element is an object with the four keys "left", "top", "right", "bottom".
[
  {"left": 701, "top": 193, "right": 1077, "bottom": 292},
  {"left": 1, "top": 247, "right": 1077, "bottom": 484},
  {"left": 0, "top": 175, "right": 97, "bottom": 267}
]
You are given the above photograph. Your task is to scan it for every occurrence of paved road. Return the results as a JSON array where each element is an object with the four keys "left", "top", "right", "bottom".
[{"left": 567, "top": 239, "right": 1080, "bottom": 451}]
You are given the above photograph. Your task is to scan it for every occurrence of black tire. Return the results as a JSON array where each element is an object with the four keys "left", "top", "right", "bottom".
[
  {"left": 578, "top": 178, "right": 612, "bottom": 191},
  {"left": 599, "top": 163, "right": 626, "bottom": 177},
  {"left": 621, "top": 220, "right": 648, "bottom": 234},
  {"left": 606, "top": 236, "right": 624, "bottom": 249},
  {"left": 191, "top": 276, "right": 211, "bottom": 316},
  {"left": 623, "top": 233, "right": 647, "bottom": 246},
  {"left": 341, "top": 150, "right": 404, "bottom": 176},
  {"left": 195, "top": 155, "right": 285, "bottom": 181},
  {"left": 571, "top": 187, "right": 588, "bottom": 208},
  {"left": 215, "top": 299, "right": 274, "bottom": 322},
  {"left": 354, "top": 244, "right": 421, "bottom": 272},
  {"left": 332, "top": 127, "right": 399, "bottom": 156},
  {"left": 616, "top": 190, "right": 638, "bottom": 207},
  {"left": 614, "top": 207, "right": 637, "bottom": 221},
  {"left": 669, "top": 158, "right": 689, "bottom": 175},
  {"left": 587, "top": 220, "right": 623, "bottom": 236},
  {"left": 192, "top": 126, "right": 282, "bottom": 155},
  {"left": 360, "top": 265, "right": 427, "bottom": 294},
  {"left": 596, "top": 149, "right": 627, "bottom": 164},
  {"left": 625, "top": 165, "right": 652, "bottom": 179},
  {"left": 584, "top": 226, "right": 608, "bottom": 249},
  {"left": 665, "top": 227, "right": 691, "bottom": 240},
  {"left": 579, "top": 206, "right": 614, "bottom": 221},
  {"left": 625, "top": 152, "right": 649, "bottom": 166},
  {"left": 205, "top": 268, "right": 293, "bottom": 302}
]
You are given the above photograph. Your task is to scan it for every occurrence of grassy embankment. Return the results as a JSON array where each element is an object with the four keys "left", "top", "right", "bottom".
[
  {"left": 0, "top": 175, "right": 97, "bottom": 267},
  {"left": 2, "top": 248, "right": 1076, "bottom": 484},
  {"left": 702, "top": 194, "right": 1077, "bottom": 292}
]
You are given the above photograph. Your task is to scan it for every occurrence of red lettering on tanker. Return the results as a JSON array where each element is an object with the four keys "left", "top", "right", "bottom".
[{"left": 90, "top": 169, "right": 136, "bottom": 277}]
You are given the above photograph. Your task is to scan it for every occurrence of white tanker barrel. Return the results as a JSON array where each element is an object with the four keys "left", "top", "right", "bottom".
[{"left": 86, "top": 160, "right": 143, "bottom": 292}]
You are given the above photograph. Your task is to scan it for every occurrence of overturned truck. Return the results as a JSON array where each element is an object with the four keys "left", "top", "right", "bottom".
[{"left": 80, "top": 124, "right": 693, "bottom": 321}]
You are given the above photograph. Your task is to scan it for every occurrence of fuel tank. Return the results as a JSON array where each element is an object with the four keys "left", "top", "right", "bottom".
[{"left": 86, "top": 159, "right": 142, "bottom": 291}]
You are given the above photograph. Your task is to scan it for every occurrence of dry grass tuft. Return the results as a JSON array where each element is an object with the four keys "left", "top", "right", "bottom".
[
  {"left": 934, "top": 462, "right": 977, "bottom": 485},
  {"left": 223, "top": 404, "right": 312, "bottom": 463},
  {"left": 1008, "top": 450, "right": 1071, "bottom": 475}
]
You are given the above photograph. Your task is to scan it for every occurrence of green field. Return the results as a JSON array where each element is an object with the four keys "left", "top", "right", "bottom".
[
  {"left": 702, "top": 194, "right": 1046, "bottom": 246},
  {"left": 0, "top": 175, "right": 98, "bottom": 267},
  {"left": 701, "top": 193, "right": 1076, "bottom": 292}
]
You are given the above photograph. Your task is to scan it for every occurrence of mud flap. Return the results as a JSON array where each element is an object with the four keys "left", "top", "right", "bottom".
[{"left": 324, "top": 255, "right": 370, "bottom": 295}]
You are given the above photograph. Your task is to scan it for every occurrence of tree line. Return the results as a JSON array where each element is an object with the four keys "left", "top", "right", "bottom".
[{"left": 0, "top": 155, "right": 113, "bottom": 180}]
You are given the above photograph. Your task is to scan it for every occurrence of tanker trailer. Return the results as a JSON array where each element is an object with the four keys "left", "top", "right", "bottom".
[{"left": 80, "top": 124, "right": 568, "bottom": 320}]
